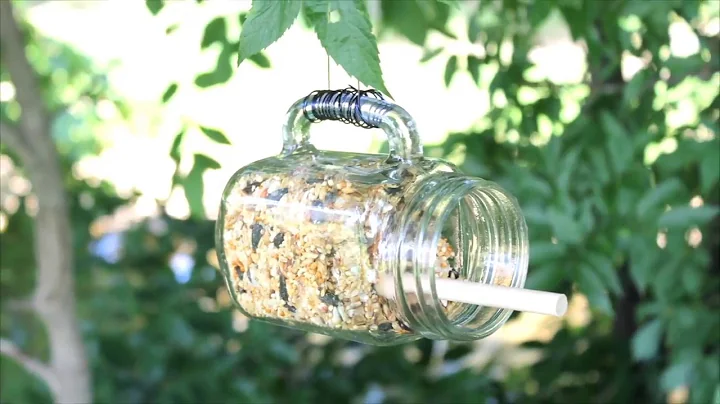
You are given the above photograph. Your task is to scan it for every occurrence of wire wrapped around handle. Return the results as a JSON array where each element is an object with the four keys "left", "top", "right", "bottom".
[
  {"left": 282, "top": 87, "right": 424, "bottom": 162},
  {"left": 301, "top": 86, "right": 389, "bottom": 129}
]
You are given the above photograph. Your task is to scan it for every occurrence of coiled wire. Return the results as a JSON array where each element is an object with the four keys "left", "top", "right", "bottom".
[{"left": 301, "top": 86, "right": 388, "bottom": 129}]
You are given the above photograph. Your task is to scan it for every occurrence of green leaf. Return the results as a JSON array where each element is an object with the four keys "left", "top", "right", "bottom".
[
  {"left": 268, "top": 340, "right": 301, "bottom": 364},
  {"left": 489, "top": 69, "right": 507, "bottom": 95},
  {"left": 629, "top": 238, "right": 659, "bottom": 291},
  {"left": 530, "top": 242, "right": 567, "bottom": 264},
  {"left": 444, "top": 56, "right": 458, "bottom": 87},
  {"left": 600, "top": 111, "right": 633, "bottom": 176},
  {"left": 525, "top": 263, "right": 567, "bottom": 291},
  {"left": 599, "top": 110, "right": 628, "bottom": 138},
  {"left": 587, "top": 148, "right": 611, "bottom": 185},
  {"left": 577, "top": 264, "right": 614, "bottom": 315},
  {"left": 622, "top": 0, "right": 664, "bottom": 18},
  {"left": 664, "top": 55, "right": 706, "bottom": 81},
  {"left": 637, "top": 302, "right": 662, "bottom": 321},
  {"left": 681, "top": 265, "right": 703, "bottom": 294},
  {"left": 305, "top": 0, "right": 392, "bottom": 97},
  {"left": 632, "top": 319, "right": 664, "bottom": 361},
  {"left": 655, "top": 138, "right": 707, "bottom": 175},
  {"left": 183, "top": 154, "right": 221, "bottom": 219},
  {"left": 658, "top": 206, "right": 719, "bottom": 229},
  {"left": 660, "top": 362, "right": 692, "bottom": 392},
  {"left": 381, "top": 0, "right": 428, "bottom": 46},
  {"left": 199, "top": 126, "right": 231, "bottom": 145},
  {"left": 444, "top": 344, "right": 473, "bottom": 361},
  {"left": 168, "top": 315, "right": 194, "bottom": 348},
  {"left": 556, "top": 147, "right": 581, "bottom": 194},
  {"left": 547, "top": 209, "right": 583, "bottom": 245},
  {"left": 700, "top": 141, "right": 720, "bottom": 194},
  {"left": 169, "top": 129, "right": 185, "bottom": 164},
  {"left": 522, "top": 205, "right": 551, "bottom": 226},
  {"left": 623, "top": 69, "right": 649, "bottom": 106},
  {"left": 165, "top": 24, "right": 179, "bottom": 35},
  {"left": 577, "top": 199, "right": 595, "bottom": 235},
  {"left": 194, "top": 47, "right": 234, "bottom": 88},
  {"left": 529, "top": 0, "right": 553, "bottom": 29},
  {"left": 636, "top": 178, "right": 684, "bottom": 217},
  {"left": 467, "top": 55, "right": 481, "bottom": 85},
  {"left": 161, "top": 83, "right": 178, "bottom": 103},
  {"left": 559, "top": 4, "right": 586, "bottom": 40},
  {"left": 414, "top": 0, "right": 457, "bottom": 39},
  {"left": 616, "top": 187, "right": 639, "bottom": 218},
  {"left": 201, "top": 17, "right": 227, "bottom": 49},
  {"left": 467, "top": 12, "right": 481, "bottom": 42},
  {"left": 591, "top": 189, "right": 610, "bottom": 217},
  {"left": 145, "top": 0, "right": 164, "bottom": 15},
  {"left": 420, "top": 48, "right": 443, "bottom": 63},
  {"left": 237, "top": 0, "right": 302, "bottom": 66},
  {"left": 585, "top": 251, "right": 622, "bottom": 295},
  {"left": 249, "top": 52, "right": 271, "bottom": 68},
  {"left": 652, "top": 254, "right": 684, "bottom": 296},
  {"left": 522, "top": 175, "right": 553, "bottom": 200}
]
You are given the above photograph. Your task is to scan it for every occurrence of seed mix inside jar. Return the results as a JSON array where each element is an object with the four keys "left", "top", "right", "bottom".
[{"left": 221, "top": 170, "right": 460, "bottom": 334}]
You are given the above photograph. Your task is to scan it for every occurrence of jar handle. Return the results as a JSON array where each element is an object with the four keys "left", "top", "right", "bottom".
[{"left": 281, "top": 88, "right": 424, "bottom": 163}]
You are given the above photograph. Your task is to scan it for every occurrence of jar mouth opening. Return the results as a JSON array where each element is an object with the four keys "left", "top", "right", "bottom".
[{"left": 398, "top": 175, "right": 529, "bottom": 341}]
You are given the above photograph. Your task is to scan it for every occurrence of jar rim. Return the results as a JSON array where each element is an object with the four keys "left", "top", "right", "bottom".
[{"left": 394, "top": 173, "right": 529, "bottom": 341}]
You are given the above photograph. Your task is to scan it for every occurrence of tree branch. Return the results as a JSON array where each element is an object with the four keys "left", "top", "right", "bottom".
[
  {"left": 1, "top": 121, "right": 33, "bottom": 162},
  {"left": 6, "top": 297, "right": 36, "bottom": 312},
  {"left": 0, "top": 338, "right": 60, "bottom": 397},
  {"left": 0, "top": 3, "right": 92, "bottom": 403},
  {"left": 0, "top": 0, "right": 67, "bottom": 306},
  {"left": 0, "top": 1, "right": 49, "bottom": 159}
]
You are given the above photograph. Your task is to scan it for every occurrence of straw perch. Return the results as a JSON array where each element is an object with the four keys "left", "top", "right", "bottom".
[{"left": 378, "top": 274, "right": 568, "bottom": 317}]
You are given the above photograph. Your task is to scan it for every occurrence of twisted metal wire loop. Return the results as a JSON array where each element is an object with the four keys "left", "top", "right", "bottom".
[{"left": 301, "top": 86, "right": 388, "bottom": 129}]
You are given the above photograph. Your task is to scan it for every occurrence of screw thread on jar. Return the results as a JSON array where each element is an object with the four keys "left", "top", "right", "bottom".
[{"left": 392, "top": 174, "right": 529, "bottom": 341}]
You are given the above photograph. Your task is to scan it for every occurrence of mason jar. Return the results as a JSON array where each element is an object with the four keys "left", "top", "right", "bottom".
[{"left": 215, "top": 90, "right": 529, "bottom": 346}]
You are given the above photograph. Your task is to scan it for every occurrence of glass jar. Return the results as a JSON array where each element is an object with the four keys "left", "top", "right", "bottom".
[{"left": 215, "top": 90, "right": 529, "bottom": 346}]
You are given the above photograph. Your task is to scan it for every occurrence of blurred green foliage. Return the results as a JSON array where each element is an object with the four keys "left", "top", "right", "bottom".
[{"left": 2, "top": 0, "right": 719, "bottom": 403}]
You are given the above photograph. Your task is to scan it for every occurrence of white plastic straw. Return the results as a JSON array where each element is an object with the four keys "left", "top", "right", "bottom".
[{"left": 377, "top": 273, "right": 568, "bottom": 317}]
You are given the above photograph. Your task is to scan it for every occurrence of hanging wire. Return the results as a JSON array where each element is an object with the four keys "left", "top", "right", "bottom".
[
  {"left": 302, "top": 86, "right": 387, "bottom": 129},
  {"left": 327, "top": 54, "right": 331, "bottom": 89}
]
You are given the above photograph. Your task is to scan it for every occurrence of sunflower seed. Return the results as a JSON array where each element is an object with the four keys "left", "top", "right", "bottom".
[
  {"left": 320, "top": 292, "right": 340, "bottom": 306},
  {"left": 267, "top": 188, "right": 289, "bottom": 201},
  {"left": 378, "top": 322, "right": 393, "bottom": 332},
  {"left": 279, "top": 274, "right": 290, "bottom": 302},
  {"left": 251, "top": 223, "right": 263, "bottom": 251},
  {"left": 243, "top": 181, "right": 261, "bottom": 194},
  {"left": 273, "top": 232, "right": 285, "bottom": 248}
]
